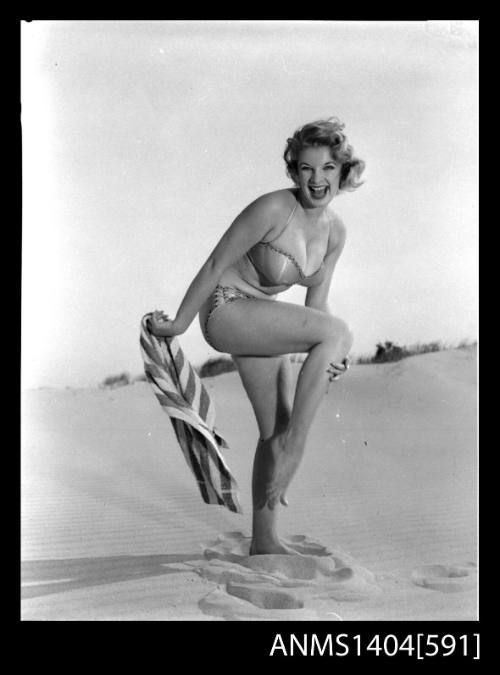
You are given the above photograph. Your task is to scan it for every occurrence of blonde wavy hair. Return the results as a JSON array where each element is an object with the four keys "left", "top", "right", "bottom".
[{"left": 284, "top": 117, "right": 365, "bottom": 192}]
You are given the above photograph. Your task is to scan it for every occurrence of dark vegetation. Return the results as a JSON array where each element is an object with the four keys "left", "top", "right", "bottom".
[
  {"left": 100, "top": 340, "right": 476, "bottom": 387},
  {"left": 356, "top": 339, "right": 476, "bottom": 364}
]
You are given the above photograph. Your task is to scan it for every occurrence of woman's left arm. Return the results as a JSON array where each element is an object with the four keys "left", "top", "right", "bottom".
[{"left": 305, "top": 217, "right": 346, "bottom": 313}]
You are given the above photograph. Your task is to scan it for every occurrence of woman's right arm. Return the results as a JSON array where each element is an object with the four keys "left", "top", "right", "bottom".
[{"left": 160, "top": 193, "right": 283, "bottom": 336}]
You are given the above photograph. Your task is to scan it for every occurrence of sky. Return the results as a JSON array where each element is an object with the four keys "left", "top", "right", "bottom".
[{"left": 21, "top": 20, "right": 478, "bottom": 389}]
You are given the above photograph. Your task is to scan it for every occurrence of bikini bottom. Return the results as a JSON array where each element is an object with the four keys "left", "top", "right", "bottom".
[{"left": 203, "top": 284, "right": 257, "bottom": 351}]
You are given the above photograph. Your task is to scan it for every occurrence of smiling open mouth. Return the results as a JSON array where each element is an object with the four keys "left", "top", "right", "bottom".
[{"left": 309, "top": 185, "right": 329, "bottom": 198}]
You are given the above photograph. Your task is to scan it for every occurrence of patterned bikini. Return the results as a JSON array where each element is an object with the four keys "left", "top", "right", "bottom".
[
  {"left": 203, "top": 197, "right": 326, "bottom": 351},
  {"left": 203, "top": 285, "right": 257, "bottom": 350}
]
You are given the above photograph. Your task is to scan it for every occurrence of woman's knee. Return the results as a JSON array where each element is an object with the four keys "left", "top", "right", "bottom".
[
  {"left": 322, "top": 316, "right": 353, "bottom": 351},
  {"left": 343, "top": 325, "right": 354, "bottom": 352}
]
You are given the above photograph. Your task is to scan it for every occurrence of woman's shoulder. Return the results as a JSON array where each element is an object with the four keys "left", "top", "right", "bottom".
[
  {"left": 325, "top": 208, "right": 347, "bottom": 253},
  {"left": 325, "top": 206, "right": 346, "bottom": 232},
  {"left": 250, "top": 188, "right": 296, "bottom": 214},
  {"left": 240, "top": 189, "right": 296, "bottom": 232},
  {"left": 234, "top": 190, "right": 295, "bottom": 237}
]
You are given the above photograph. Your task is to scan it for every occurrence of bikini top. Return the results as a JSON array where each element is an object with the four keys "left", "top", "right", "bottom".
[{"left": 245, "top": 198, "right": 327, "bottom": 288}]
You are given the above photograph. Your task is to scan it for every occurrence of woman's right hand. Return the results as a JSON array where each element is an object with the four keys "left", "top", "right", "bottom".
[
  {"left": 149, "top": 310, "right": 185, "bottom": 338},
  {"left": 326, "top": 356, "right": 350, "bottom": 381}
]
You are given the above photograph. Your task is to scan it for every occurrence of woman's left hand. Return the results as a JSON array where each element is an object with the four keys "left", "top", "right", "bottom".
[
  {"left": 326, "top": 356, "right": 350, "bottom": 381},
  {"left": 149, "top": 310, "right": 184, "bottom": 337}
]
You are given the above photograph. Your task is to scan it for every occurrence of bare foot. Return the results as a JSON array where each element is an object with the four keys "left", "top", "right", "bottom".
[
  {"left": 264, "top": 433, "right": 304, "bottom": 510},
  {"left": 249, "top": 539, "right": 297, "bottom": 555}
]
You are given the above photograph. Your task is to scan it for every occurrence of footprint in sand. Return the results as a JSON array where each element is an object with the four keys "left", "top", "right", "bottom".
[
  {"left": 190, "top": 531, "right": 381, "bottom": 619},
  {"left": 199, "top": 587, "right": 340, "bottom": 621},
  {"left": 202, "top": 530, "right": 333, "bottom": 560},
  {"left": 286, "top": 534, "right": 333, "bottom": 556},
  {"left": 226, "top": 581, "right": 304, "bottom": 610},
  {"left": 411, "top": 562, "right": 478, "bottom": 593}
]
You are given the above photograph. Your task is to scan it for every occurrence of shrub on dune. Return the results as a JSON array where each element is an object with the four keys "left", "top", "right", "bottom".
[
  {"left": 197, "top": 357, "right": 237, "bottom": 378},
  {"left": 354, "top": 339, "right": 475, "bottom": 365},
  {"left": 99, "top": 372, "right": 131, "bottom": 389}
]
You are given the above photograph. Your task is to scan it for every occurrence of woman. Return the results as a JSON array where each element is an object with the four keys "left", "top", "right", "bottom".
[{"left": 150, "top": 118, "right": 365, "bottom": 555}]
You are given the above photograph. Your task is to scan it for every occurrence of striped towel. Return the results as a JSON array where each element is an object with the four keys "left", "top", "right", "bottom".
[{"left": 139, "top": 313, "right": 242, "bottom": 514}]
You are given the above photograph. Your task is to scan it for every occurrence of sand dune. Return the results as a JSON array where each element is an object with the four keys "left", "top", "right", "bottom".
[{"left": 21, "top": 347, "right": 477, "bottom": 620}]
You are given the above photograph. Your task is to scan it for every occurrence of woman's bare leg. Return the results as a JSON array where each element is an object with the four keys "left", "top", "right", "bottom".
[
  {"left": 232, "top": 354, "right": 293, "bottom": 554},
  {"left": 265, "top": 335, "right": 352, "bottom": 509},
  {"left": 206, "top": 297, "right": 353, "bottom": 550}
]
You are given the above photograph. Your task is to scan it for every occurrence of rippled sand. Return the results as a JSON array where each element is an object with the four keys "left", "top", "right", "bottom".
[{"left": 21, "top": 347, "right": 477, "bottom": 620}]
